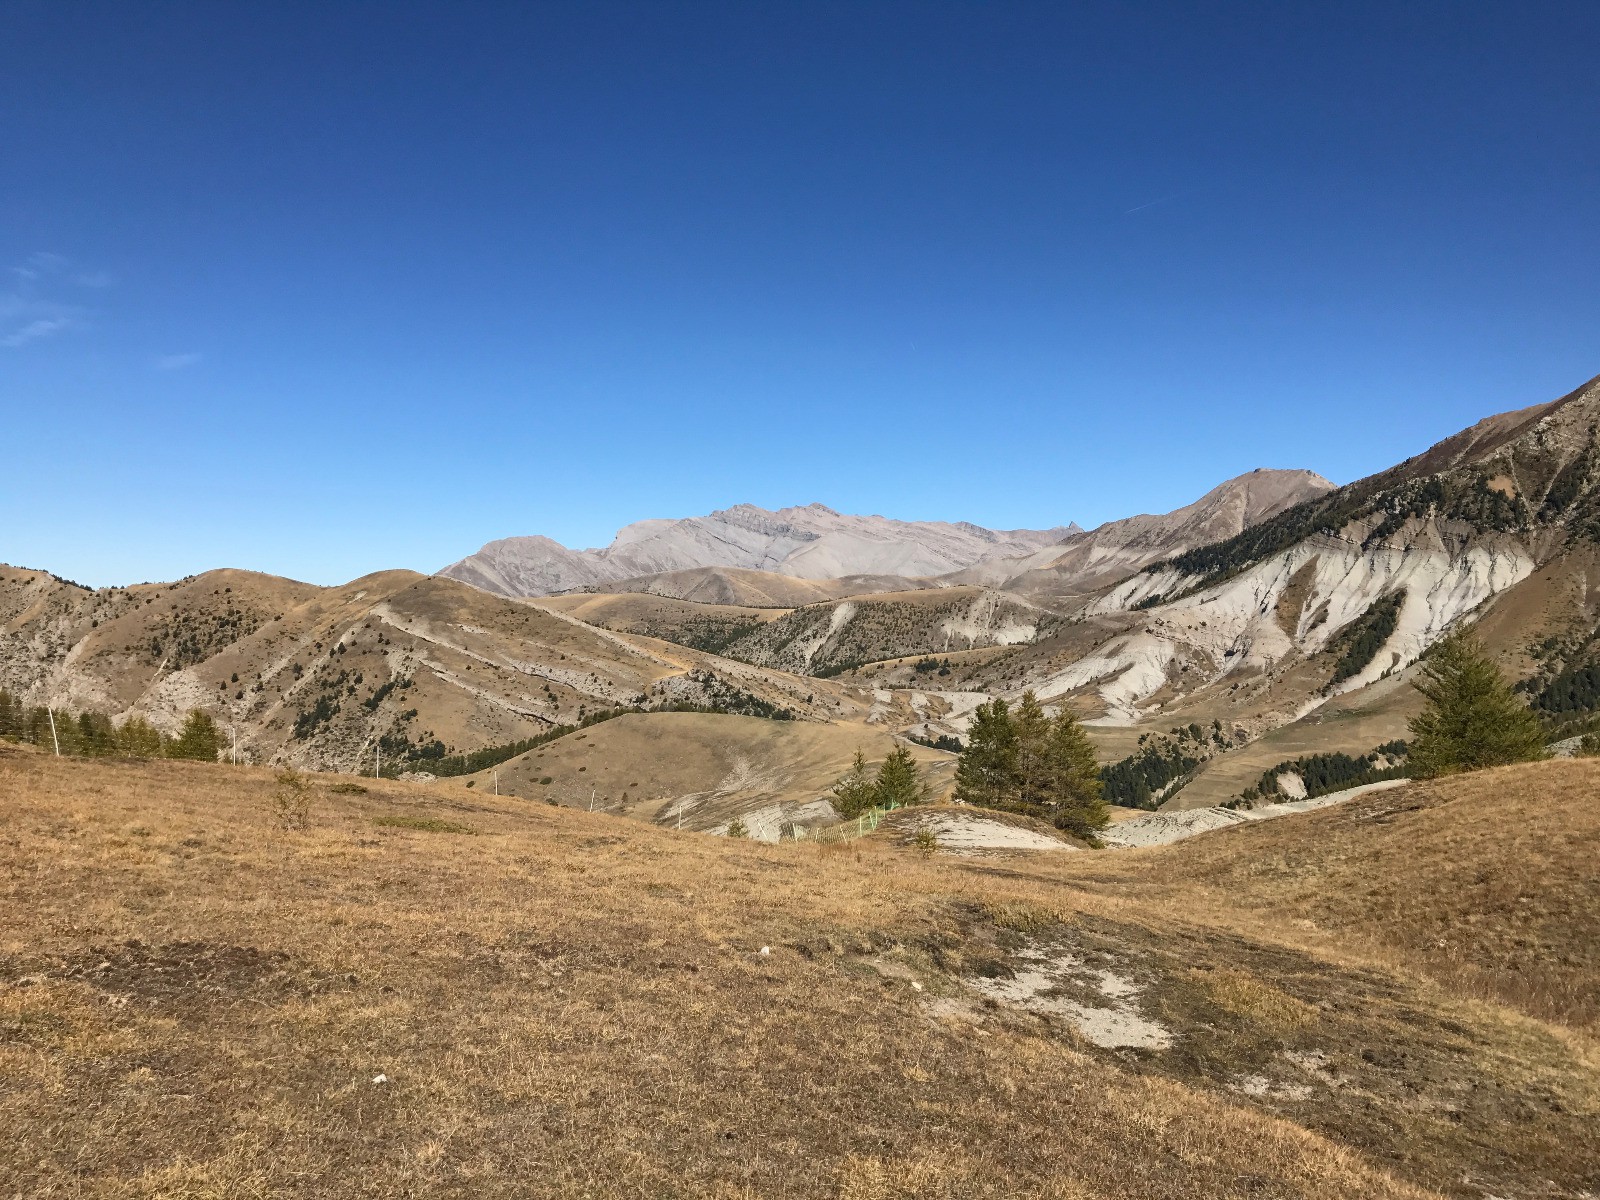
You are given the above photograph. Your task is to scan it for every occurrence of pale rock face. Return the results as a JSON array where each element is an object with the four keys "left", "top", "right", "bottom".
[
  {"left": 1070, "top": 526, "right": 1536, "bottom": 722},
  {"left": 439, "top": 503, "right": 1076, "bottom": 598}
]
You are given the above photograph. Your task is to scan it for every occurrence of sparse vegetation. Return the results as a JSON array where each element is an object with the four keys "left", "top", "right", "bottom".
[
  {"left": 271, "top": 768, "right": 312, "bottom": 831},
  {"left": 2, "top": 746, "right": 1595, "bottom": 1197},
  {"left": 373, "top": 814, "right": 475, "bottom": 834}
]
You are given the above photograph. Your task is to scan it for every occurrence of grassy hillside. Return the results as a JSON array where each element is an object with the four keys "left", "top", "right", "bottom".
[
  {"left": 0, "top": 565, "right": 893, "bottom": 773},
  {"left": 1093, "top": 758, "right": 1600, "bottom": 1033},
  {"left": 478, "top": 710, "right": 955, "bottom": 832},
  {"left": 537, "top": 592, "right": 785, "bottom": 654},
  {"left": 3, "top": 745, "right": 1596, "bottom": 1197}
]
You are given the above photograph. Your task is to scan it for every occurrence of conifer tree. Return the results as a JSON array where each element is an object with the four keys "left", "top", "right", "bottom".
[
  {"left": 1012, "top": 691, "right": 1052, "bottom": 809},
  {"left": 0, "top": 689, "right": 20, "bottom": 740},
  {"left": 953, "top": 699, "right": 1018, "bottom": 809},
  {"left": 116, "top": 716, "right": 166, "bottom": 759},
  {"left": 831, "top": 747, "right": 879, "bottom": 817},
  {"left": 1408, "top": 631, "right": 1547, "bottom": 778},
  {"left": 1045, "top": 707, "right": 1108, "bottom": 835},
  {"left": 874, "top": 745, "right": 925, "bottom": 809},
  {"left": 169, "top": 709, "right": 223, "bottom": 762}
]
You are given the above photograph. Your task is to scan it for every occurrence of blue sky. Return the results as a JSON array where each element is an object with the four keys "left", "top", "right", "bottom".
[{"left": 3, "top": 1, "right": 1598, "bottom": 587}]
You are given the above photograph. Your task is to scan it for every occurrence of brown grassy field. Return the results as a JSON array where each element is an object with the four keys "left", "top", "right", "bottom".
[
  {"left": 2, "top": 744, "right": 1596, "bottom": 1198},
  {"left": 1070, "top": 759, "right": 1600, "bottom": 1033},
  {"left": 476, "top": 711, "right": 957, "bottom": 831}
]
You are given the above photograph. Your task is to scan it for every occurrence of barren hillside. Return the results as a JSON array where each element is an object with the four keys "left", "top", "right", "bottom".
[{"left": 476, "top": 710, "right": 956, "bottom": 836}]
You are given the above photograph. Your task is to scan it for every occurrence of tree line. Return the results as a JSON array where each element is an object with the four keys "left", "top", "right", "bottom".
[
  {"left": 1240, "top": 741, "right": 1408, "bottom": 805},
  {"left": 0, "top": 691, "right": 226, "bottom": 762}
]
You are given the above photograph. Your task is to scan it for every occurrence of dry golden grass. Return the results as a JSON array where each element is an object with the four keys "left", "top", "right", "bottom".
[
  {"left": 2, "top": 744, "right": 1597, "bottom": 1198},
  {"left": 1079, "top": 759, "right": 1600, "bottom": 1034}
]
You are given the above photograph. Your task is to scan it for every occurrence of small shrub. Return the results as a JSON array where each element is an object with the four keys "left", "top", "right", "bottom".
[
  {"left": 273, "top": 769, "right": 312, "bottom": 831},
  {"left": 983, "top": 900, "right": 1066, "bottom": 933},
  {"left": 726, "top": 818, "right": 749, "bottom": 839},
  {"left": 328, "top": 781, "right": 368, "bottom": 795},
  {"left": 912, "top": 827, "right": 939, "bottom": 859}
]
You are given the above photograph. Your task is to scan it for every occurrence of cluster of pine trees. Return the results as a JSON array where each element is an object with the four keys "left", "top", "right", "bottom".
[
  {"left": 952, "top": 692, "right": 1107, "bottom": 836},
  {"left": 1241, "top": 742, "right": 1408, "bottom": 804},
  {"left": 0, "top": 691, "right": 224, "bottom": 762},
  {"left": 1328, "top": 590, "right": 1407, "bottom": 685},
  {"left": 831, "top": 745, "right": 928, "bottom": 817},
  {"left": 1098, "top": 723, "right": 1226, "bottom": 809}
]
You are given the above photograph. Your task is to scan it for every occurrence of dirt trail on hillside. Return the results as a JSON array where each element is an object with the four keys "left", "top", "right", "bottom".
[{"left": 1102, "top": 779, "right": 1409, "bottom": 848}]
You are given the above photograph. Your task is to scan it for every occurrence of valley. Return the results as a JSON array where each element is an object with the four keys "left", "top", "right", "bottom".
[{"left": 6, "top": 374, "right": 1600, "bottom": 834}]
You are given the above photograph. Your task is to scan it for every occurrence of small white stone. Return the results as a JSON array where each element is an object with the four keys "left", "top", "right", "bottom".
[
  {"left": 371, "top": 1074, "right": 388, "bottom": 1085},
  {"left": 758, "top": 946, "right": 771, "bottom": 956},
  {"left": 911, "top": 981, "right": 924, "bottom": 992}
]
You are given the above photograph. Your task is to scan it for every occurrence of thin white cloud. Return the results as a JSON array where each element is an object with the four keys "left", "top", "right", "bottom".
[
  {"left": 154, "top": 352, "right": 202, "bottom": 370},
  {"left": 2, "top": 316, "right": 79, "bottom": 347},
  {"left": 1, "top": 252, "right": 105, "bottom": 348}
]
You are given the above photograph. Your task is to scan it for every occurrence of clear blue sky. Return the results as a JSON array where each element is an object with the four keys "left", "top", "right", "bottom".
[{"left": 3, "top": 1, "right": 1597, "bottom": 587}]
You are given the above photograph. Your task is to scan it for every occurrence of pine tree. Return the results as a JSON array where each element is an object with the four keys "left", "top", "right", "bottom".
[
  {"left": 874, "top": 746, "right": 924, "bottom": 809},
  {"left": 1012, "top": 691, "right": 1052, "bottom": 812},
  {"left": 169, "top": 709, "right": 223, "bottom": 762},
  {"left": 831, "top": 747, "right": 879, "bottom": 817},
  {"left": 953, "top": 699, "right": 1018, "bottom": 810},
  {"left": 115, "top": 716, "right": 166, "bottom": 758},
  {"left": 1044, "top": 706, "right": 1108, "bottom": 836},
  {"left": 1408, "top": 631, "right": 1547, "bottom": 778}
]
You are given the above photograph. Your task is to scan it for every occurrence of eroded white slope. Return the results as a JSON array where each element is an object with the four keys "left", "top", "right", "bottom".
[{"left": 1047, "top": 525, "right": 1534, "bottom": 723}]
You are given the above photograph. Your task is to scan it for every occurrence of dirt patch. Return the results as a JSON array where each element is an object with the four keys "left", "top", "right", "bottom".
[
  {"left": 966, "top": 944, "right": 1173, "bottom": 1049},
  {"left": 16, "top": 940, "right": 352, "bottom": 1011},
  {"left": 908, "top": 811, "right": 1078, "bottom": 854},
  {"left": 919, "top": 904, "right": 1600, "bottom": 1199},
  {"left": 1275, "top": 558, "right": 1321, "bottom": 637}
]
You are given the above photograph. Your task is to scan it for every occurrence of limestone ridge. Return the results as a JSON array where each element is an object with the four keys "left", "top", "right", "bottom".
[{"left": 438, "top": 503, "right": 1080, "bottom": 598}]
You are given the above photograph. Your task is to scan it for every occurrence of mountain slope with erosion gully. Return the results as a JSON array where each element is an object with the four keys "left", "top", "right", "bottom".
[{"left": 911, "top": 372, "right": 1600, "bottom": 807}]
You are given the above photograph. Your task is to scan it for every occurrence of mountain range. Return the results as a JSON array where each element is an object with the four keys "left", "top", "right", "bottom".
[
  {"left": 6, "top": 370, "right": 1600, "bottom": 829},
  {"left": 438, "top": 503, "right": 1079, "bottom": 597}
]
